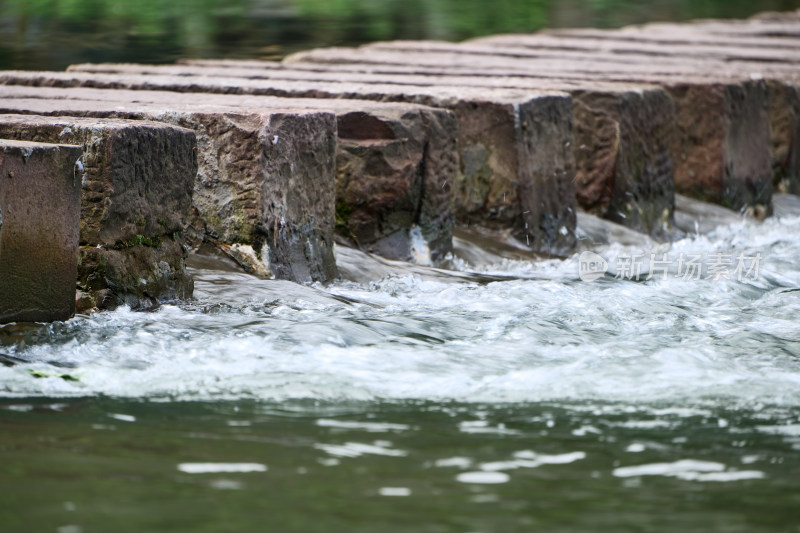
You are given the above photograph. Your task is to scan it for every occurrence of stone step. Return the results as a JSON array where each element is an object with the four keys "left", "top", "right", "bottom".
[
  {"left": 0, "top": 73, "right": 578, "bottom": 255},
  {"left": 285, "top": 43, "right": 800, "bottom": 80},
  {"left": 0, "top": 139, "right": 83, "bottom": 323},
  {"left": 175, "top": 56, "right": 798, "bottom": 93},
  {"left": 62, "top": 60, "right": 774, "bottom": 225},
  {"left": 458, "top": 34, "right": 800, "bottom": 64},
  {"left": 0, "top": 114, "right": 197, "bottom": 310},
  {"left": 0, "top": 88, "right": 340, "bottom": 283}
]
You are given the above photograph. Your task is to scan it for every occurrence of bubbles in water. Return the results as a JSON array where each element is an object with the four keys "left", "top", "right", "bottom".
[{"left": 0, "top": 206, "right": 799, "bottom": 410}]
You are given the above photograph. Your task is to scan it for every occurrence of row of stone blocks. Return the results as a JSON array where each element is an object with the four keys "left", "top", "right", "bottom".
[
  {"left": 0, "top": 95, "right": 462, "bottom": 321},
  {"left": 0, "top": 92, "right": 460, "bottom": 268},
  {"left": 1, "top": 50, "right": 790, "bottom": 242},
  {"left": 1, "top": 10, "right": 799, "bottom": 322}
]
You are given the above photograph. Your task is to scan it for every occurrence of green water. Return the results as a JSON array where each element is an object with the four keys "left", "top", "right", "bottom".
[
  {"left": 2, "top": 0, "right": 800, "bottom": 71},
  {"left": 2, "top": 399, "right": 798, "bottom": 533}
]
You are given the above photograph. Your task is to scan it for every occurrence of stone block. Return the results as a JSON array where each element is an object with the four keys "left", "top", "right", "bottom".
[{"left": 0, "top": 140, "right": 82, "bottom": 322}]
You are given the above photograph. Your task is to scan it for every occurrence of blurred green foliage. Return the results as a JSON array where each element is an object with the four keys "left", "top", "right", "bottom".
[{"left": 1, "top": 0, "right": 799, "bottom": 70}]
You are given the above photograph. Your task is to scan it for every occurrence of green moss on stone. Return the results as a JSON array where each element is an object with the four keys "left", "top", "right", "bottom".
[
  {"left": 335, "top": 202, "right": 354, "bottom": 230},
  {"left": 114, "top": 234, "right": 162, "bottom": 249}
]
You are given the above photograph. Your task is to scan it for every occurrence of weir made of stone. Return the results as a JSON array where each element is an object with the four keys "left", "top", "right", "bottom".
[
  {"left": 39, "top": 66, "right": 674, "bottom": 238},
  {"left": 1, "top": 9, "right": 799, "bottom": 322}
]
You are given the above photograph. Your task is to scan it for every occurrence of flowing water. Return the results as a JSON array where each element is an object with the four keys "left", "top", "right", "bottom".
[{"left": 1, "top": 199, "right": 800, "bottom": 532}]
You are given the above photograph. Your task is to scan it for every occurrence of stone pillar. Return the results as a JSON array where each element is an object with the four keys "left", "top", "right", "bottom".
[{"left": 0, "top": 140, "right": 82, "bottom": 323}]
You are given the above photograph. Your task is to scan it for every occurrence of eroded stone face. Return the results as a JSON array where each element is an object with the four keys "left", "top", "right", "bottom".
[
  {"left": 451, "top": 95, "right": 577, "bottom": 255},
  {"left": 0, "top": 139, "right": 82, "bottom": 323},
  {"left": 335, "top": 107, "right": 457, "bottom": 264},
  {"left": 76, "top": 237, "right": 192, "bottom": 311},
  {"left": 572, "top": 87, "right": 677, "bottom": 237},
  {"left": 766, "top": 80, "right": 800, "bottom": 195},
  {"left": 258, "top": 112, "right": 338, "bottom": 282},
  {"left": 669, "top": 80, "right": 772, "bottom": 215}
]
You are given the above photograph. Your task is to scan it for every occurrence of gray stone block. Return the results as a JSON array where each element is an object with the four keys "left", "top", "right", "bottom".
[{"left": 0, "top": 139, "right": 82, "bottom": 323}]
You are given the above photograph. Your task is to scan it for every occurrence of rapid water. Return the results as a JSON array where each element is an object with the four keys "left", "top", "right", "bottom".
[
  {"left": 1, "top": 197, "right": 799, "bottom": 532},
  {"left": 3, "top": 199, "right": 800, "bottom": 406}
]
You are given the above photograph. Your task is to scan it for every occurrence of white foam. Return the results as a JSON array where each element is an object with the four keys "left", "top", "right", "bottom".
[
  {"left": 456, "top": 471, "right": 510, "bottom": 484},
  {"left": 108, "top": 413, "right": 135, "bottom": 422},
  {"left": 434, "top": 457, "right": 474, "bottom": 469},
  {"left": 756, "top": 424, "right": 800, "bottom": 437},
  {"left": 480, "top": 451, "right": 587, "bottom": 471},
  {"left": 177, "top": 463, "right": 267, "bottom": 474},
  {"left": 316, "top": 419, "right": 412, "bottom": 432},
  {"left": 314, "top": 442, "right": 407, "bottom": 458},
  {"left": 379, "top": 487, "right": 411, "bottom": 496},
  {"left": 1, "top": 209, "right": 799, "bottom": 407},
  {"left": 613, "top": 459, "right": 725, "bottom": 478},
  {"left": 613, "top": 459, "right": 765, "bottom": 483}
]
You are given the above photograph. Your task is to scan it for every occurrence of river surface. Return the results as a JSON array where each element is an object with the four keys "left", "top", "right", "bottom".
[
  {"left": 1, "top": 199, "right": 800, "bottom": 532},
  {"left": 3, "top": 0, "right": 800, "bottom": 71}
]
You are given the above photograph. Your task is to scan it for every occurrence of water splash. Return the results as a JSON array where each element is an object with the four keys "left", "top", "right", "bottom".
[{"left": 1, "top": 200, "right": 799, "bottom": 409}]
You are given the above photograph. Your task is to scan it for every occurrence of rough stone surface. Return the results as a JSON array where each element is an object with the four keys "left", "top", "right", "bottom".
[
  {"left": 572, "top": 88, "right": 676, "bottom": 235},
  {"left": 61, "top": 63, "right": 684, "bottom": 236},
  {"left": 0, "top": 88, "right": 339, "bottom": 283},
  {"left": 0, "top": 139, "right": 82, "bottom": 323},
  {"left": 449, "top": 95, "right": 576, "bottom": 252},
  {"left": 463, "top": 33, "right": 800, "bottom": 64},
  {"left": 0, "top": 115, "right": 196, "bottom": 245},
  {"left": 669, "top": 80, "right": 773, "bottom": 213},
  {"left": 0, "top": 114, "right": 197, "bottom": 310},
  {"left": 477, "top": 26, "right": 800, "bottom": 51},
  {"left": 0, "top": 74, "right": 577, "bottom": 256},
  {"left": 0, "top": 83, "right": 459, "bottom": 267},
  {"left": 398, "top": 36, "right": 777, "bottom": 214},
  {"left": 77, "top": 236, "right": 191, "bottom": 311},
  {"left": 151, "top": 91, "right": 459, "bottom": 264},
  {"left": 284, "top": 45, "right": 775, "bottom": 218},
  {"left": 766, "top": 80, "right": 800, "bottom": 194},
  {"left": 335, "top": 107, "right": 458, "bottom": 263}
]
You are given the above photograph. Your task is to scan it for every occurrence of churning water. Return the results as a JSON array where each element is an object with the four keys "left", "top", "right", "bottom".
[{"left": 1, "top": 197, "right": 799, "bottom": 532}]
